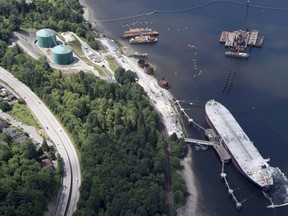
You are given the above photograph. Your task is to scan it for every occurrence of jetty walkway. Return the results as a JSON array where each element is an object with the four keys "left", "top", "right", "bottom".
[{"left": 176, "top": 100, "right": 243, "bottom": 209}]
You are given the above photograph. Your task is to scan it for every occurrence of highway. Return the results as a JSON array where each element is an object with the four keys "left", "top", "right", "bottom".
[{"left": 0, "top": 67, "right": 81, "bottom": 216}]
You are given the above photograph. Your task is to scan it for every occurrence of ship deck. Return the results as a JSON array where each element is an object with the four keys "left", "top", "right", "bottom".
[{"left": 205, "top": 100, "right": 273, "bottom": 187}]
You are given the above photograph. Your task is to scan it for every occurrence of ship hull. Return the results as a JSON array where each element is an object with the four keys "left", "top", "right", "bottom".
[
  {"left": 205, "top": 100, "right": 273, "bottom": 189},
  {"left": 130, "top": 40, "right": 157, "bottom": 44}
]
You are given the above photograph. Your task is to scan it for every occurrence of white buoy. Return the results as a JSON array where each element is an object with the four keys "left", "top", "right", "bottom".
[
  {"left": 228, "top": 189, "right": 233, "bottom": 196},
  {"left": 220, "top": 173, "right": 227, "bottom": 179},
  {"left": 236, "top": 202, "right": 242, "bottom": 210}
]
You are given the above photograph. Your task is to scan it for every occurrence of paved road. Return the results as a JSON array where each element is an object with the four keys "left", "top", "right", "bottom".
[{"left": 0, "top": 67, "right": 81, "bottom": 216}]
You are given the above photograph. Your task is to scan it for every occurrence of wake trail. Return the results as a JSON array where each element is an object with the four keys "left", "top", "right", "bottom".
[{"left": 263, "top": 167, "right": 288, "bottom": 208}]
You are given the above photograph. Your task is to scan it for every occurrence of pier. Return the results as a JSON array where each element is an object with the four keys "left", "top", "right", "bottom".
[
  {"left": 220, "top": 160, "right": 242, "bottom": 210},
  {"left": 176, "top": 100, "right": 242, "bottom": 209},
  {"left": 175, "top": 100, "right": 231, "bottom": 162},
  {"left": 184, "top": 138, "right": 218, "bottom": 146},
  {"left": 175, "top": 100, "right": 205, "bottom": 132}
]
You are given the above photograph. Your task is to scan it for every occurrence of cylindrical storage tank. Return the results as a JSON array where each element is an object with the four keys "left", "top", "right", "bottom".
[
  {"left": 36, "top": 29, "right": 57, "bottom": 48},
  {"left": 52, "top": 45, "right": 73, "bottom": 65}
]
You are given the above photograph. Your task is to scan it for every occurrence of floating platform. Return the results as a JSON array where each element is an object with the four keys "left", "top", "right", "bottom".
[
  {"left": 219, "top": 29, "right": 264, "bottom": 56},
  {"left": 219, "top": 31, "right": 229, "bottom": 43}
]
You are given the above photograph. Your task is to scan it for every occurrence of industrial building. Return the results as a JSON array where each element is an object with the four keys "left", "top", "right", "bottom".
[
  {"left": 36, "top": 28, "right": 57, "bottom": 48},
  {"left": 52, "top": 45, "right": 74, "bottom": 65}
]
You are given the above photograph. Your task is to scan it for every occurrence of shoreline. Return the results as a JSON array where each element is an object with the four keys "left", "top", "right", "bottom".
[
  {"left": 79, "top": 0, "right": 92, "bottom": 23},
  {"left": 78, "top": 0, "right": 199, "bottom": 214}
]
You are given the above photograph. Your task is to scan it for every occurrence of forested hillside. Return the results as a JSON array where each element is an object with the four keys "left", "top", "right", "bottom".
[
  {"left": 0, "top": 132, "right": 60, "bottom": 216},
  {"left": 2, "top": 46, "right": 167, "bottom": 215},
  {"left": 0, "top": 0, "right": 188, "bottom": 214}
]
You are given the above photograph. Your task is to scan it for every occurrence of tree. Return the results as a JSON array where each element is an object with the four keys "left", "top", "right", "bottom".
[
  {"left": 21, "top": 140, "right": 38, "bottom": 159},
  {"left": 9, "top": 14, "right": 21, "bottom": 31},
  {"left": 0, "top": 142, "right": 12, "bottom": 161},
  {"left": 0, "top": 39, "right": 7, "bottom": 58},
  {"left": 41, "top": 137, "right": 49, "bottom": 153},
  {"left": 89, "top": 40, "right": 98, "bottom": 50},
  {"left": 76, "top": 27, "right": 86, "bottom": 37},
  {"left": 115, "top": 67, "right": 138, "bottom": 84},
  {"left": 0, "top": 101, "right": 12, "bottom": 112},
  {"left": 170, "top": 138, "right": 188, "bottom": 159},
  {"left": 56, "top": 153, "right": 64, "bottom": 175}
]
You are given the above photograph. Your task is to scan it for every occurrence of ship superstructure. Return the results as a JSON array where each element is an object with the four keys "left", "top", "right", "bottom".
[{"left": 205, "top": 100, "right": 273, "bottom": 189}]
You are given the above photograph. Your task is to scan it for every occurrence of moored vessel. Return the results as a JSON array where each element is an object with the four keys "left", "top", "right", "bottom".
[
  {"left": 129, "top": 35, "right": 157, "bottom": 44},
  {"left": 121, "top": 28, "right": 159, "bottom": 39},
  {"left": 225, "top": 51, "right": 249, "bottom": 59},
  {"left": 205, "top": 100, "right": 273, "bottom": 189}
]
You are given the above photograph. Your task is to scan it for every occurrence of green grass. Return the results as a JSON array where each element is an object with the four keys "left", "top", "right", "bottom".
[
  {"left": 56, "top": 32, "right": 65, "bottom": 42},
  {"left": 66, "top": 36, "right": 111, "bottom": 77},
  {"left": 7, "top": 102, "right": 40, "bottom": 128},
  {"left": 107, "top": 59, "right": 118, "bottom": 72},
  {"left": 95, "top": 65, "right": 109, "bottom": 77},
  {"left": 68, "top": 38, "right": 85, "bottom": 57}
]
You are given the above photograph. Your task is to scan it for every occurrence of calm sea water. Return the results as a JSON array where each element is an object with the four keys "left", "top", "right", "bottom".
[{"left": 84, "top": 0, "right": 288, "bottom": 215}]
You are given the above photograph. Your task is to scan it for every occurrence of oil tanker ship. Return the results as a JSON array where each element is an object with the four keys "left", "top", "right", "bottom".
[
  {"left": 205, "top": 100, "right": 273, "bottom": 189},
  {"left": 121, "top": 28, "right": 159, "bottom": 39},
  {"left": 129, "top": 35, "right": 157, "bottom": 44}
]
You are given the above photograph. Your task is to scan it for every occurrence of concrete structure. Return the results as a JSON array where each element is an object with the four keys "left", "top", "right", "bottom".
[
  {"left": 52, "top": 45, "right": 73, "bottom": 65},
  {"left": 36, "top": 28, "right": 57, "bottom": 48}
]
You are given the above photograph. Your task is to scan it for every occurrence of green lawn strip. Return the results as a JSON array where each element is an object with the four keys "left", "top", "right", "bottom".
[
  {"left": 7, "top": 102, "right": 40, "bottom": 128},
  {"left": 67, "top": 38, "right": 85, "bottom": 57},
  {"left": 107, "top": 59, "right": 118, "bottom": 72},
  {"left": 56, "top": 32, "right": 66, "bottom": 42},
  {"left": 95, "top": 65, "right": 109, "bottom": 77}
]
